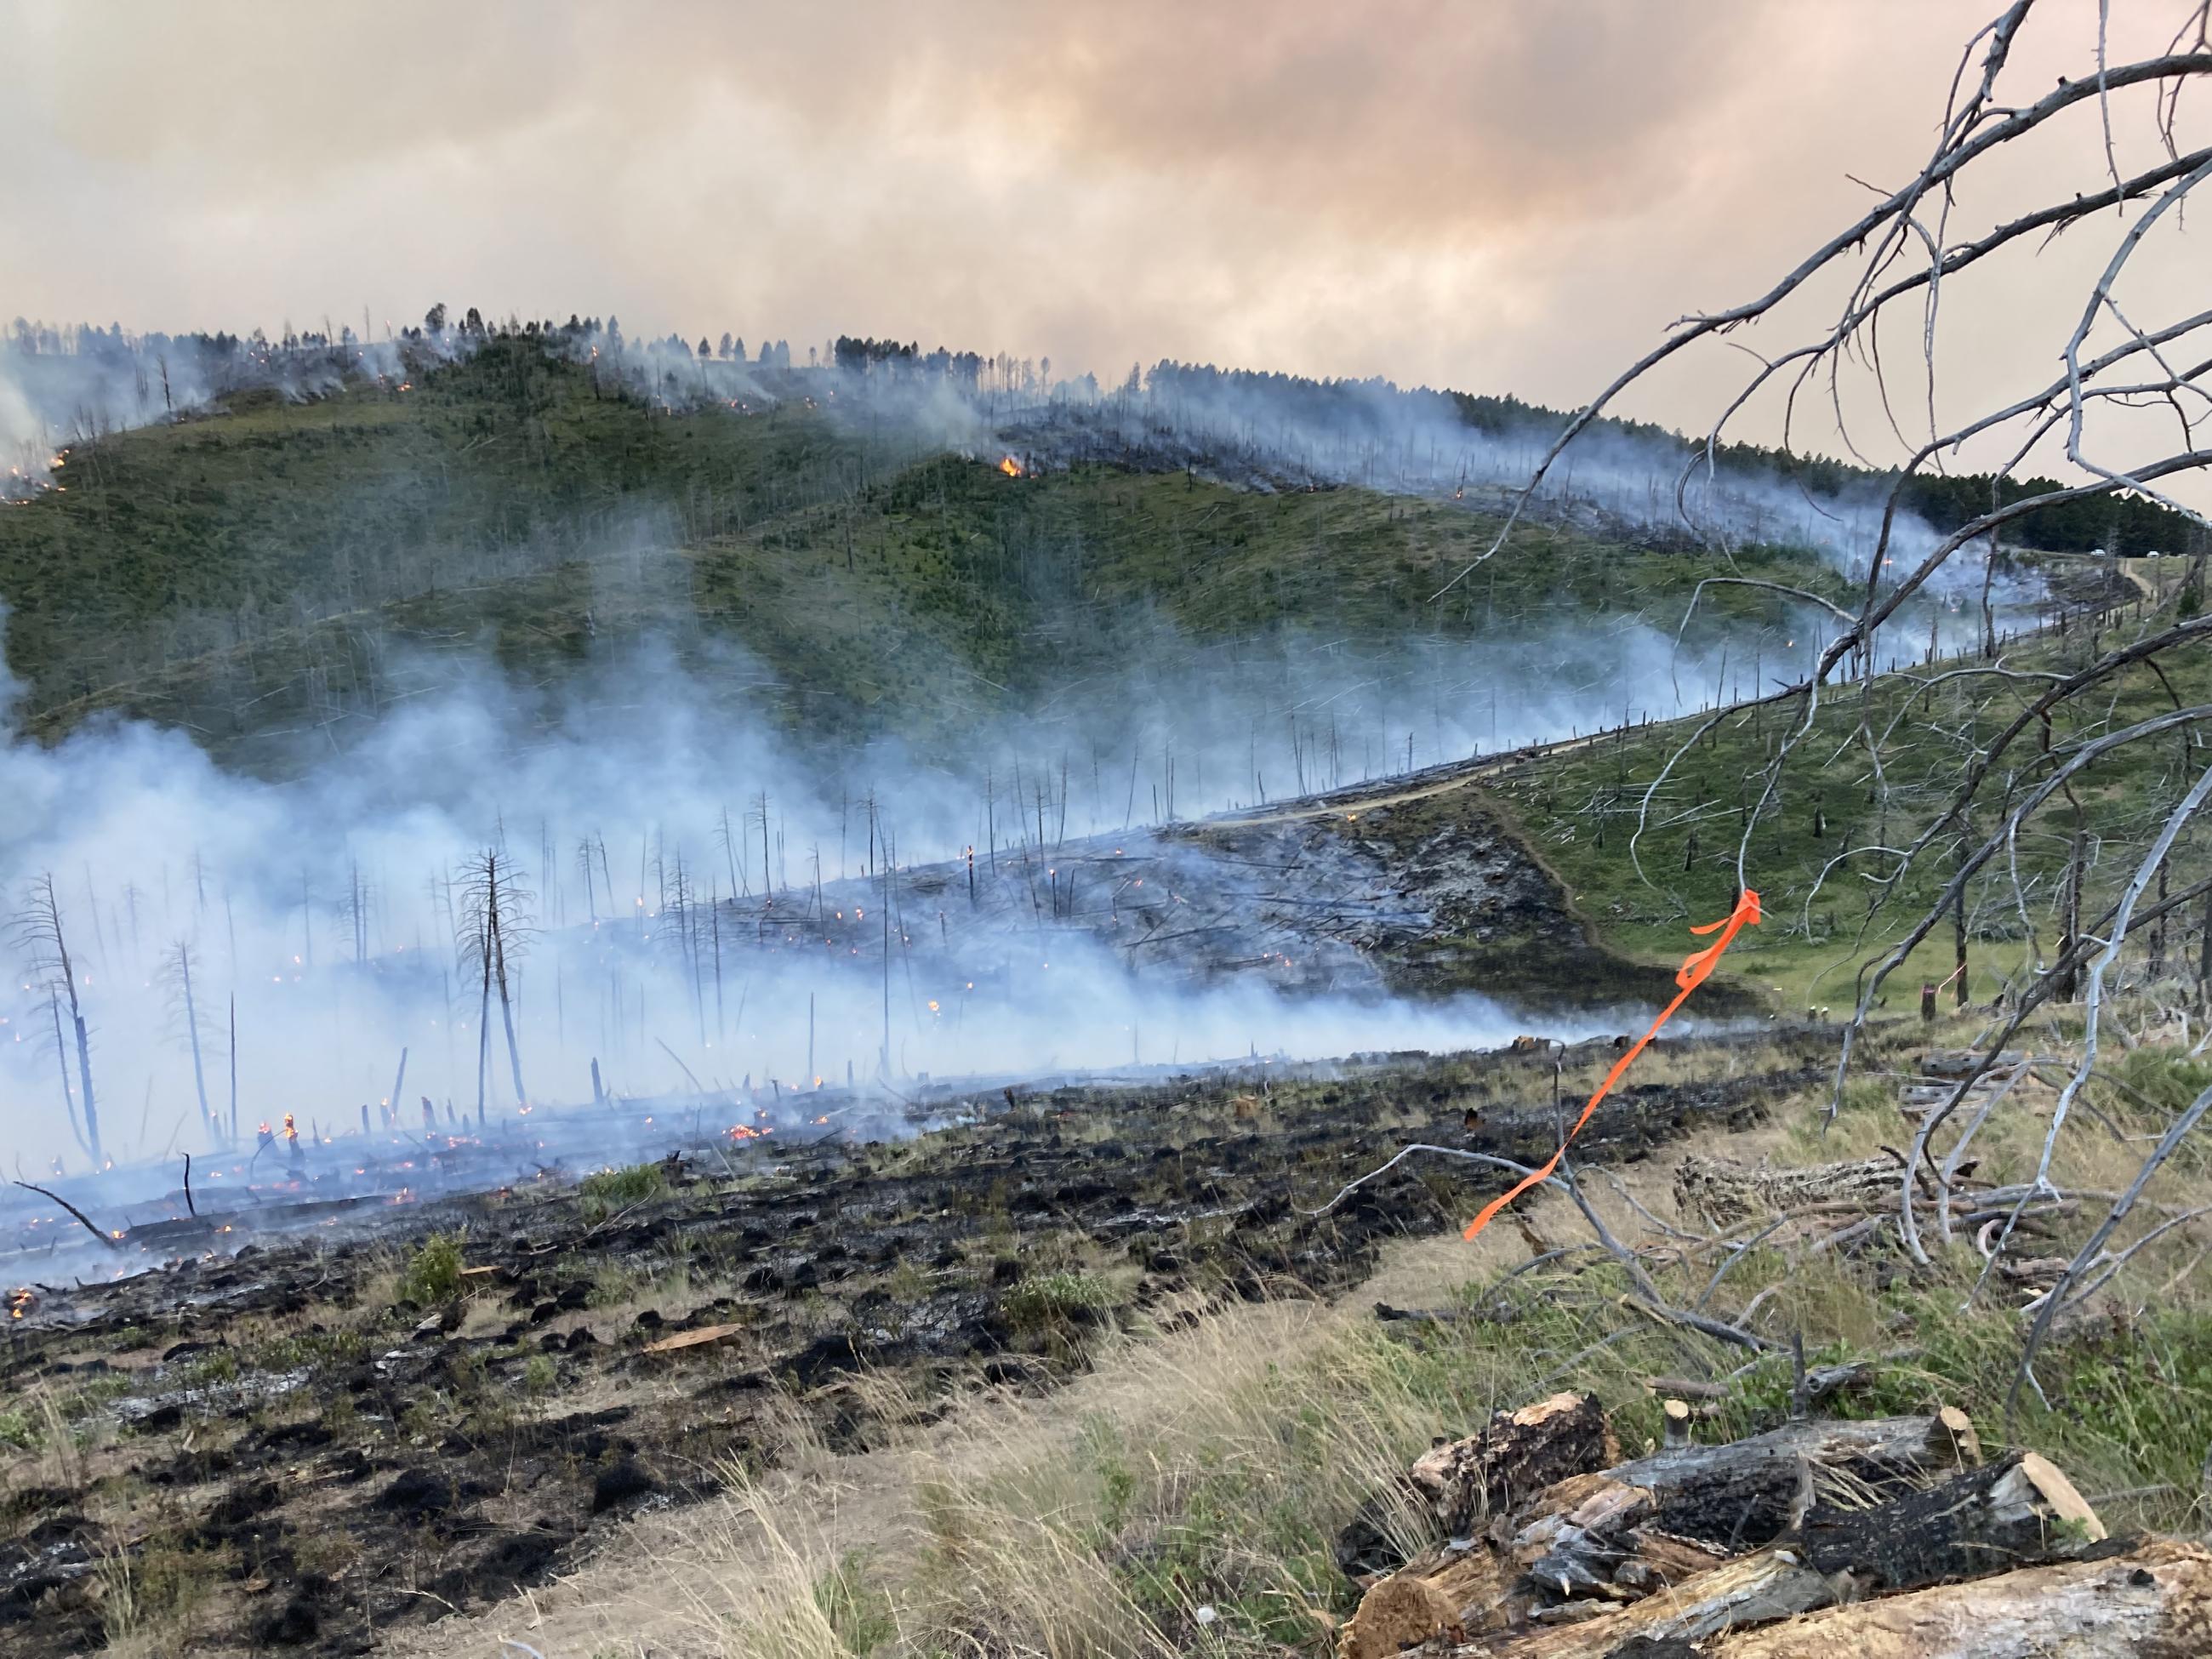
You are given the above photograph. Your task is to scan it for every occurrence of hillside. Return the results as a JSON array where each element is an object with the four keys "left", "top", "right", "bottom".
[{"left": 0, "top": 338, "right": 1852, "bottom": 767}]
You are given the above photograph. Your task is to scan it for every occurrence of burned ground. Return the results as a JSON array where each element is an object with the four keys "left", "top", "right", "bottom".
[
  {"left": 0, "top": 1029, "right": 1823, "bottom": 1658},
  {"left": 580, "top": 741, "right": 1693, "bottom": 1025}
]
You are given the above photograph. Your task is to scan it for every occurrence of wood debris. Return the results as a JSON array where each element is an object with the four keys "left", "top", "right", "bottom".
[
  {"left": 1334, "top": 1391, "right": 2186, "bottom": 1659},
  {"left": 641, "top": 1321, "right": 743, "bottom": 1354}
]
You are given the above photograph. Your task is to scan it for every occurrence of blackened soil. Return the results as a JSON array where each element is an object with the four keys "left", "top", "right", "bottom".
[{"left": 0, "top": 1029, "right": 1829, "bottom": 1656}]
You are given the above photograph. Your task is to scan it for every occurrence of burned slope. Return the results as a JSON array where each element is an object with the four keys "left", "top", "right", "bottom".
[
  {"left": 0, "top": 1030, "right": 1823, "bottom": 1658},
  {"left": 594, "top": 772, "right": 1687, "bottom": 1034}
]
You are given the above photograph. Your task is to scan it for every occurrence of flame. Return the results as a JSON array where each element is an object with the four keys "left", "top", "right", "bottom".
[
  {"left": 283, "top": 1112, "right": 298, "bottom": 1141},
  {"left": 999, "top": 455, "right": 1023, "bottom": 477},
  {"left": 7, "top": 1287, "right": 31, "bottom": 1320}
]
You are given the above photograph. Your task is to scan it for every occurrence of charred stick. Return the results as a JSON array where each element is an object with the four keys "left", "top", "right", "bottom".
[{"left": 13, "top": 1181, "right": 119, "bottom": 1250}]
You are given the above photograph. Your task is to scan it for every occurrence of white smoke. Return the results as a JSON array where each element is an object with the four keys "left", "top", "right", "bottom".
[{"left": 0, "top": 606, "right": 1750, "bottom": 1191}]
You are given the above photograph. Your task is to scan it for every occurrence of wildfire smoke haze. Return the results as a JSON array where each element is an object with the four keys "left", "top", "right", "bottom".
[{"left": 0, "top": 310, "right": 2140, "bottom": 1211}]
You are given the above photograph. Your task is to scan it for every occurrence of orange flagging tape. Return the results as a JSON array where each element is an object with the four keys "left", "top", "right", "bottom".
[{"left": 1462, "top": 887, "right": 1761, "bottom": 1243}]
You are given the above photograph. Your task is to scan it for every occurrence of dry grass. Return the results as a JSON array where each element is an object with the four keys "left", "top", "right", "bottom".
[{"left": 382, "top": 1198, "right": 1563, "bottom": 1659}]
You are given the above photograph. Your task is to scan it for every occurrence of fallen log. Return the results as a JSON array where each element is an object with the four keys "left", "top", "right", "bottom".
[
  {"left": 1376, "top": 1301, "right": 1465, "bottom": 1325},
  {"left": 641, "top": 1322, "right": 743, "bottom": 1354},
  {"left": 1597, "top": 1411, "right": 1981, "bottom": 1553},
  {"left": 1673, "top": 1150, "right": 1922, "bottom": 1228},
  {"left": 1410, "top": 1392, "right": 1618, "bottom": 1535},
  {"left": 1709, "top": 1538, "right": 2212, "bottom": 1658},
  {"left": 1919, "top": 1048, "right": 2028, "bottom": 1079}
]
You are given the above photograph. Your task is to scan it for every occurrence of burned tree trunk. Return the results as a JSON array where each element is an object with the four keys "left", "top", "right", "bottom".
[
  {"left": 476, "top": 952, "right": 493, "bottom": 1121},
  {"left": 178, "top": 944, "right": 214, "bottom": 1143},
  {"left": 1597, "top": 1411, "right": 1981, "bottom": 1554},
  {"left": 459, "top": 845, "right": 533, "bottom": 1112},
  {"left": 1953, "top": 865, "right": 1970, "bottom": 1007},
  {"left": 1797, "top": 1451, "right": 2103, "bottom": 1593},
  {"left": 2053, "top": 830, "right": 2084, "bottom": 1002},
  {"left": 71, "top": 1008, "right": 100, "bottom": 1164},
  {"left": 493, "top": 924, "right": 526, "bottom": 1107},
  {"left": 14, "top": 875, "right": 102, "bottom": 1166},
  {"left": 2199, "top": 884, "right": 2212, "bottom": 1011},
  {"left": 48, "top": 991, "right": 90, "bottom": 1160}
]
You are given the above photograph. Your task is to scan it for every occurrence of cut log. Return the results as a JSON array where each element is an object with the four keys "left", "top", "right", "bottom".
[
  {"left": 1599, "top": 1414, "right": 1975, "bottom": 1554},
  {"left": 1337, "top": 1547, "right": 1519, "bottom": 1659},
  {"left": 1799, "top": 1361, "right": 1873, "bottom": 1404},
  {"left": 1932, "top": 1405, "right": 1982, "bottom": 1468},
  {"left": 1673, "top": 1151, "right": 1918, "bottom": 1227},
  {"left": 1462, "top": 1548, "right": 1837, "bottom": 1656},
  {"left": 1798, "top": 1451, "right": 2105, "bottom": 1594},
  {"left": 1709, "top": 1538, "right": 2212, "bottom": 1658},
  {"left": 1411, "top": 1392, "right": 1618, "bottom": 1536}
]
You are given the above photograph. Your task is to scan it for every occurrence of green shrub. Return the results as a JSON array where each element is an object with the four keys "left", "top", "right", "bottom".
[{"left": 396, "top": 1233, "right": 465, "bottom": 1306}]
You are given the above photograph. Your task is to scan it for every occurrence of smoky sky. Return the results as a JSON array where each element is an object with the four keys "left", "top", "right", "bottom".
[{"left": 5, "top": 0, "right": 2205, "bottom": 482}]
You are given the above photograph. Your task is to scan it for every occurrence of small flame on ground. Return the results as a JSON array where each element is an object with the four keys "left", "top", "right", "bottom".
[{"left": 999, "top": 455, "right": 1023, "bottom": 477}]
